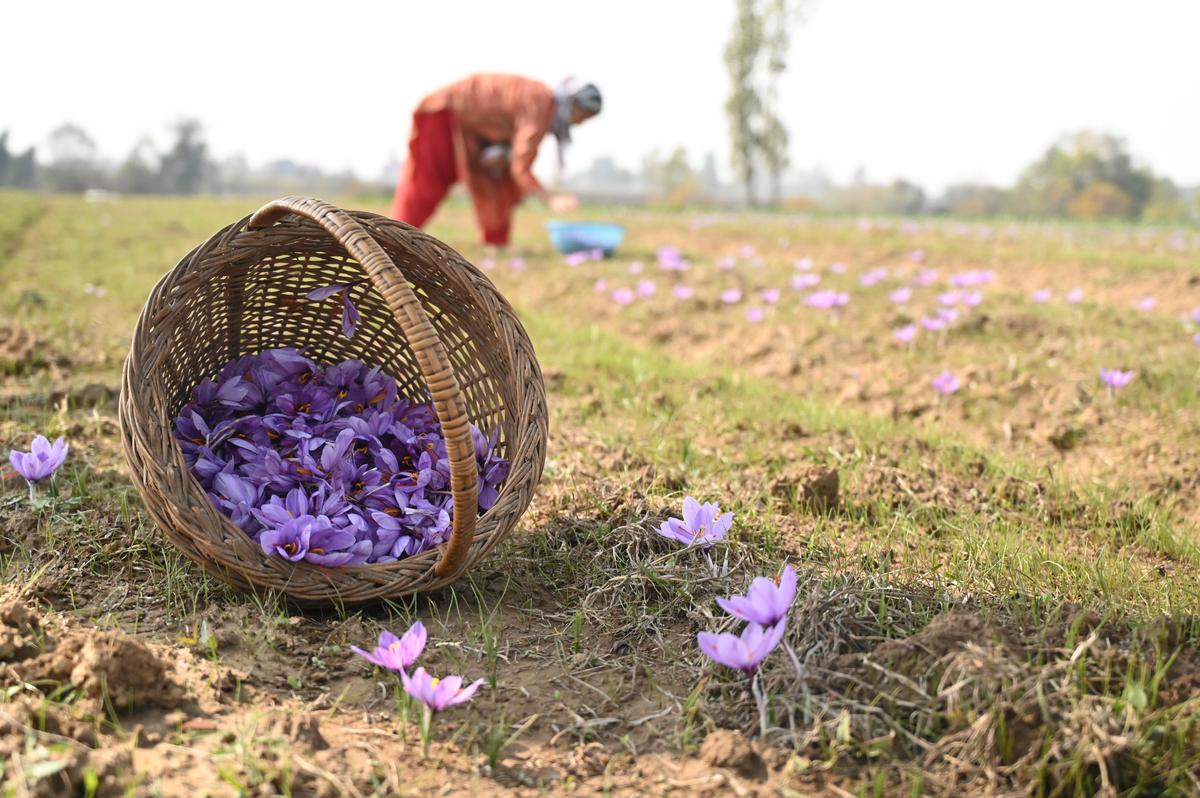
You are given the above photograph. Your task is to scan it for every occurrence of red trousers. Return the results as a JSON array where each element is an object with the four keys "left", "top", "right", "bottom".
[{"left": 390, "top": 110, "right": 521, "bottom": 246}]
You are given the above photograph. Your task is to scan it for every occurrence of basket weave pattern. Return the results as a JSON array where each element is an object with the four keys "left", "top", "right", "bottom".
[{"left": 119, "top": 197, "right": 547, "bottom": 604}]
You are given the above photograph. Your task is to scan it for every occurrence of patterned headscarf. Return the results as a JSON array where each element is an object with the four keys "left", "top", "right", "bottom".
[{"left": 552, "top": 79, "right": 602, "bottom": 167}]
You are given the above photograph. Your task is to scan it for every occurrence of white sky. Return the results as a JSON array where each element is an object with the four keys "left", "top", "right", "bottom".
[{"left": 3, "top": 0, "right": 1198, "bottom": 193}]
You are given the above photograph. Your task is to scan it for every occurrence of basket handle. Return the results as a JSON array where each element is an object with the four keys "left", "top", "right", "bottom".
[{"left": 248, "top": 197, "right": 478, "bottom": 579}]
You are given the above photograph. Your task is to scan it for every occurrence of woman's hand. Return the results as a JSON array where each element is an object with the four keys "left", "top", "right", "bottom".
[{"left": 548, "top": 194, "right": 580, "bottom": 214}]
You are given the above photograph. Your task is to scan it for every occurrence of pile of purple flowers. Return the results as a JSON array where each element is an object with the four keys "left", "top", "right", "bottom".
[{"left": 173, "top": 347, "right": 509, "bottom": 567}]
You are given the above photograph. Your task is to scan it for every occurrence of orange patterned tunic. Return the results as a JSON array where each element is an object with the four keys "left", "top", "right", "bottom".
[{"left": 416, "top": 73, "right": 557, "bottom": 198}]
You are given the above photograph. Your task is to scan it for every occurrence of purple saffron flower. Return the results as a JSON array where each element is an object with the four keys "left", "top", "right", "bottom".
[
  {"left": 401, "top": 667, "right": 484, "bottom": 712},
  {"left": 672, "top": 285, "right": 694, "bottom": 301},
  {"left": 860, "top": 267, "right": 888, "bottom": 286},
  {"left": 657, "top": 497, "right": 733, "bottom": 549},
  {"left": 920, "top": 316, "right": 947, "bottom": 332},
  {"left": 480, "top": 256, "right": 497, "bottom": 271},
  {"left": 588, "top": 248, "right": 604, "bottom": 261},
  {"left": 745, "top": 306, "right": 766, "bottom": 323},
  {"left": 718, "top": 256, "right": 737, "bottom": 270},
  {"left": 932, "top": 371, "right": 961, "bottom": 395},
  {"left": 259, "top": 514, "right": 364, "bottom": 567},
  {"left": 1065, "top": 288, "right": 1084, "bottom": 304},
  {"left": 937, "top": 291, "right": 961, "bottom": 306},
  {"left": 628, "top": 261, "right": 645, "bottom": 275},
  {"left": 509, "top": 257, "right": 525, "bottom": 272},
  {"left": 1190, "top": 308, "right": 1200, "bottom": 324},
  {"left": 720, "top": 288, "right": 743, "bottom": 305},
  {"left": 593, "top": 278, "right": 608, "bottom": 293},
  {"left": 911, "top": 249, "right": 926, "bottom": 263},
  {"left": 829, "top": 262, "right": 847, "bottom": 274},
  {"left": 1099, "top": 369, "right": 1135, "bottom": 390},
  {"left": 306, "top": 284, "right": 361, "bottom": 338},
  {"left": 1030, "top": 289, "right": 1052, "bottom": 304},
  {"left": 636, "top": 279, "right": 657, "bottom": 298},
  {"left": 804, "top": 290, "right": 848, "bottom": 310},
  {"left": 937, "top": 307, "right": 960, "bottom": 323},
  {"left": 1137, "top": 296, "right": 1156, "bottom": 312},
  {"left": 791, "top": 273, "right": 820, "bottom": 290},
  {"left": 716, "top": 566, "right": 797, "bottom": 626},
  {"left": 893, "top": 324, "right": 918, "bottom": 344},
  {"left": 1193, "top": 332, "right": 1200, "bottom": 346},
  {"left": 913, "top": 269, "right": 939, "bottom": 287},
  {"left": 794, "top": 257, "right": 813, "bottom": 271},
  {"left": 961, "top": 290, "right": 984, "bottom": 307},
  {"left": 759, "top": 288, "right": 780, "bottom": 304},
  {"left": 739, "top": 245, "right": 755, "bottom": 259},
  {"left": 8, "top": 435, "right": 69, "bottom": 484},
  {"left": 611, "top": 287, "right": 636, "bottom": 306},
  {"left": 889, "top": 287, "right": 912, "bottom": 304},
  {"left": 697, "top": 621, "right": 787, "bottom": 676},
  {"left": 564, "top": 251, "right": 589, "bottom": 267},
  {"left": 351, "top": 622, "right": 426, "bottom": 672}
]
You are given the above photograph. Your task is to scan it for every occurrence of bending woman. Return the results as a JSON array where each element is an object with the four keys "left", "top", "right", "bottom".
[{"left": 390, "top": 74, "right": 602, "bottom": 247}]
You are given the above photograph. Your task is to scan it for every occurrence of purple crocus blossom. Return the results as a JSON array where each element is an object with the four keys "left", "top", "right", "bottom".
[
  {"left": 697, "top": 621, "right": 787, "bottom": 676},
  {"left": 937, "top": 307, "right": 960, "bottom": 323},
  {"left": 1137, "top": 296, "right": 1156, "bottom": 312},
  {"left": 259, "top": 513, "right": 365, "bottom": 566},
  {"left": 913, "top": 269, "right": 939, "bottom": 287},
  {"left": 717, "top": 566, "right": 796, "bottom": 626},
  {"left": 889, "top": 287, "right": 912, "bottom": 304},
  {"left": 1030, "top": 289, "right": 1052, "bottom": 303},
  {"left": 745, "top": 306, "right": 766, "bottom": 323},
  {"left": 636, "top": 279, "right": 657, "bottom": 298},
  {"left": 306, "top": 284, "right": 361, "bottom": 338},
  {"left": 401, "top": 667, "right": 484, "bottom": 712},
  {"left": 804, "top": 290, "right": 848, "bottom": 310},
  {"left": 759, "top": 288, "right": 780, "bottom": 304},
  {"left": 720, "top": 288, "right": 743, "bottom": 305},
  {"left": 893, "top": 324, "right": 918, "bottom": 344},
  {"left": 1066, "top": 288, "right": 1084, "bottom": 304},
  {"left": 791, "top": 274, "right": 820, "bottom": 290},
  {"left": 628, "top": 261, "right": 644, "bottom": 275},
  {"left": 611, "top": 287, "right": 636, "bottom": 306},
  {"left": 564, "top": 251, "right": 589, "bottom": 267},
  {"left": 718, "top": 256, "right": 737, "bottom": 270},
  {"left": 932, "top": 371, "right": 961, "bottom": 395},
  {"left": 593, "top": 278, "right": 608, "bottom": 293},
  {"left": 794, "top": 257, "right": 813, "bottom": 271},
  {"left": 509, "top": 257, "right": 525, "bottom": 271},
  {"left": 657, "top": 496, "right": 733, "bottom": 549},
  {"left": 351, "top": 622, "right": 426, "bottom": 672},
  {"left": 480, "top": 256, "right": 497, "bottom": 271},
  {"left": 8, "top": 435, "right": 69, "bottom": 484},
  {"left": 1099, "top": 369, "right": 1135, "bottom": 390},
  {"left": 829, "top": 262, "right": 847, "bottom": 274},
  {"left": 920, "top": 316, "right": 947, "bottom": 332},
  {"left": 672, "top": 285, "right": 694, "bottom": 301}
]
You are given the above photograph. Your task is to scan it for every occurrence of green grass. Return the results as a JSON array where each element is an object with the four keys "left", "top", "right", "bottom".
[{"left": 3, "top": 191, "right": 1200, "bottom": 796}]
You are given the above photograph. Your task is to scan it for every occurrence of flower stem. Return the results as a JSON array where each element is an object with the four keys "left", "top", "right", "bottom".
[
  {"left": 419, "top": 705, "right": 433, "bottom": 759},
  {"left": 750, "top": 673, "right": 769, "bottom": 738},
  {"left": 26, "top": 481, "right": 35, "bottom": 503}
]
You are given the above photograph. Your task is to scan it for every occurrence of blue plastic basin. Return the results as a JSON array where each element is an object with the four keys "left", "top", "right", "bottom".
[{"left": 545, "top": 220, "right": 626, "bottom": 257}]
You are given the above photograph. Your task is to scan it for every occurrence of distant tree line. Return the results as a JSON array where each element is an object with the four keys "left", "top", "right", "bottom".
[{"left": 0, "top": 119, "right": 369, "bottom": 196}]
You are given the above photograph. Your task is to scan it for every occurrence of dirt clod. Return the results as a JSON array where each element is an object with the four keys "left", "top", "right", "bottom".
[
  {"left": 0, "top": 599, "right": 41, "bottom": 660},
  {"left": 699, "top": 729, "right": 767, "bottom": 780}
]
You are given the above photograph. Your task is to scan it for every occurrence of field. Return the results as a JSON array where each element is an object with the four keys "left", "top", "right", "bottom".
[{"left": 2, "top": 190, "right": 1199, "bottom": 797}]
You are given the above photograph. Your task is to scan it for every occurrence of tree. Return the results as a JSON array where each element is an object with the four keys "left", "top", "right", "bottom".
[
  {"left": 45, "top": 123, "right": 101, "bottom": 192},
  {"left": 158, "top": 119, "right": 211, "bottom": 194},
  {"left": 114, "top": 138, "right": 162, "bottom": 194},
  {"left": 725, "top": 0, "right": 765, "bottom": 207},
  {"left": 642, "top": 147, "right": 698, "bottom": 206},
  {"left": 724, "top": 0, "right": 803, "bottom": 208},
  {"left": 759, "top": 0, "right": 791, "bottom": 206},
  {"left": 1012, "top": 132, "right": 1154, "bottom": 219}
]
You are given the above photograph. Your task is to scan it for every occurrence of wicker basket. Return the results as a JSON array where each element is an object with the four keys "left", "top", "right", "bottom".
[{"left": 119, "top": 197, "right": 547, "bottom": 604}]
